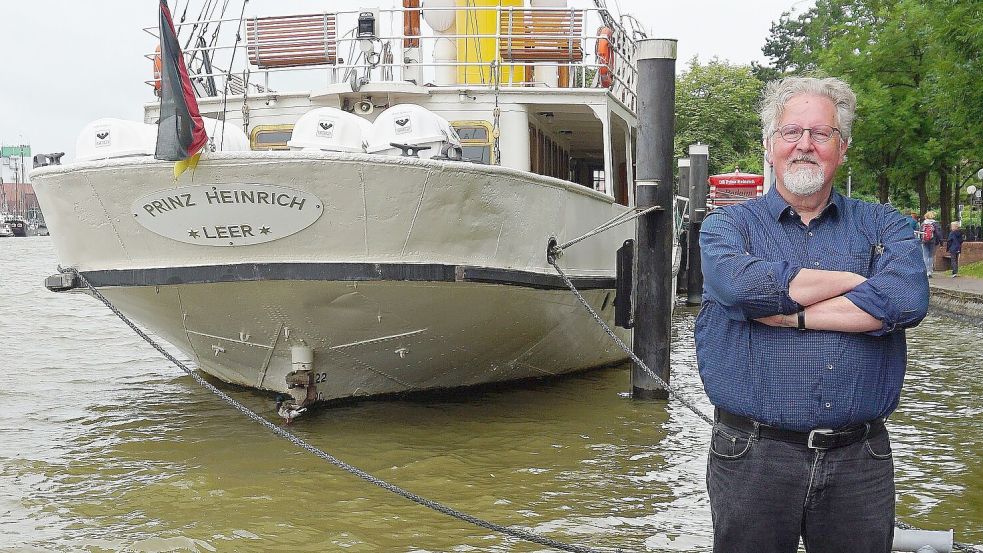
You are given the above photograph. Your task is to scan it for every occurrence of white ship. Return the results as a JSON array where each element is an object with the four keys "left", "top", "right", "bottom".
[{"left": 33, "top": 1, "right": 673, "bottom": 415}]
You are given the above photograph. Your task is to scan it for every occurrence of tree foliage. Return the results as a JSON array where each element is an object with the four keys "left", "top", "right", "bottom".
[{"left": 674, "top": 57, "right": 765, "bottom": 176}]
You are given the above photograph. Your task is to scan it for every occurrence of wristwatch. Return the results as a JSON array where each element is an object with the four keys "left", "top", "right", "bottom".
[{"left": 797, "top": 308, "right": 806, "bottom": 331}]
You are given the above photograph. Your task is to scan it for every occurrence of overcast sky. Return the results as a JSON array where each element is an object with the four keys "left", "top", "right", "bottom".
[{"left": 0, "top": 0, "right": 813, "bottom": 175}]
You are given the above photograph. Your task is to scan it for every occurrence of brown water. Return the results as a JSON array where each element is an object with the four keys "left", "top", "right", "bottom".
[{"left": 1, "top": 238, "right": 980, "bottom": 552}]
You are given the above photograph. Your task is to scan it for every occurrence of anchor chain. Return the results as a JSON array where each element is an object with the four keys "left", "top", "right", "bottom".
[
  {"left": 62, "top": 266, "right": 620, "bottom": 553},
  {"left": 546, "top": 257, "right": 713, "bottom": 426}
]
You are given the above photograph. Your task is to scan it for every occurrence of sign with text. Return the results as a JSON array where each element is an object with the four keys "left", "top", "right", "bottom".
[
  {"left": 2, "top": 145, "right": 31, "bottom": 158},
  {"left": 132, "top": 184, "right": 323, "bottom": 246}
]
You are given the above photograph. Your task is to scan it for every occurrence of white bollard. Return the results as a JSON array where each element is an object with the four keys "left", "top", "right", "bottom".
[{"left": 892, "top": 529, "right": 953, "bottom": 553}]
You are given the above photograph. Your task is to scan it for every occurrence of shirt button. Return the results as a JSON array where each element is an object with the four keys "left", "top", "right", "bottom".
[
  {"left": 825, "top": 402, "right": 832, "bottom": 408},
  {"left": 814, "top": 261, "right": 820, "bottom": 267},
  {"left": 827, "top": 364, "right": 834, "bottom": 370},
  {"left": 809, "top": 232, "right": 814, "bottom": 237}
]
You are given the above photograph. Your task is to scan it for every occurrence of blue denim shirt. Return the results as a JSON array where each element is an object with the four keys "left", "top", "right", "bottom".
[{"left": 695, "top": 187, "right": 929, "bottom": 432}]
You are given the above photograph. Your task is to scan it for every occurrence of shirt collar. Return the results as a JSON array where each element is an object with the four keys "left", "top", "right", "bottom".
[{"left": 765, "top": 185, "right": 842, "bottom": 222}]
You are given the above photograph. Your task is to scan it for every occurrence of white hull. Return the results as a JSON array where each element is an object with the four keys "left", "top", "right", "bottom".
[
  {"left": 100, "top": 280, "right": 624, "bottom": 399},
  {"left": 34, "top": 152, "right": 643, "bottom": 400}
]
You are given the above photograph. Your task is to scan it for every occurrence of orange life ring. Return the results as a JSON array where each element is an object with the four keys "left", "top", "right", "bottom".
[
  {"left": 595, "top": 26, "right": 615, "bottom": 88},
  {"left": 153, "top": 45, "right": 162, "bottom": 91}
]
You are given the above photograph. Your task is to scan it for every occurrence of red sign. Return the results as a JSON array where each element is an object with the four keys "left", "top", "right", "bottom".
[
  {"left": 708, "top": 172, "right": 765, "bottom": 187},
  {"left": 708, "top": 171, "right": 764, "bottom": 207}
]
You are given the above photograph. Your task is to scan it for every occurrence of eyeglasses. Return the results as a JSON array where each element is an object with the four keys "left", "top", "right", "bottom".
[{"left": 773, "top": 124, "right": 841, "bottom": 143}]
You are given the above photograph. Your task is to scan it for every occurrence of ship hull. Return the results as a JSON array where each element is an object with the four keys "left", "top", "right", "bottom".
[{"left": 33, "top": 151, "right": 646, "bottom": 399}]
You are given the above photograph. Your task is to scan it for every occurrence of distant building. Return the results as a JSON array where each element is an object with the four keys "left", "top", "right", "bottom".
[{"left": 0, "top": 182, "right": 40, "bottom": 218}]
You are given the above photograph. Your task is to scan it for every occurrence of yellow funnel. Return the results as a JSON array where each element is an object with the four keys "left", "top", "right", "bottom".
[{"left": 456, "top": 0, "right": 524, "bottom": 85}]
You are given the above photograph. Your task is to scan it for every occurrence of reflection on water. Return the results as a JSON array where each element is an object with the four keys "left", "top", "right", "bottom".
[{"left": 1, "top": 239, "right": 980, "bottom": 551}]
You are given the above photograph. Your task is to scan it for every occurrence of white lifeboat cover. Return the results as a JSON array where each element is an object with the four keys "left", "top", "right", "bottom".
[
  {"left": 287, "top": 107, "right": 371, "bottom": 153},
  {"left": 76, "top": 117, "right": 249, "bottom": 162},
  {"left": 200, "top": 117, "right": 250, "bottom": 152},
  {"left": 365, "top": 104, "right": 461, "bottom": 159},
  {"left": 75, "top": 118, "right": 156, "bottom": 162},
  {"left": 422, "top": 0, "right": 456, "bottom": 32}
]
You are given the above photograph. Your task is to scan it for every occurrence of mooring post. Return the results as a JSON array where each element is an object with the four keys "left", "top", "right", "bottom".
[
  {"left": 676, "top": 158, "right": 691, "bottom": 294},
  {"left": 631, "top": 38, "right": 676, "bottom": 400},
  {"left": 686, "top": 144, "right": 709, "bottom": 307}
]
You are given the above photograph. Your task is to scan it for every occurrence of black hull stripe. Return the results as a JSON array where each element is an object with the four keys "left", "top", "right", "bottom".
[{"left": 78, "top": 263, "right": 615, "bottom": 291}]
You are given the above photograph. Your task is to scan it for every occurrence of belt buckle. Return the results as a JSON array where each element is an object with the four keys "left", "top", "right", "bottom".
[{"left": 807, "top": 428, "right": 834, "bottom": 449}]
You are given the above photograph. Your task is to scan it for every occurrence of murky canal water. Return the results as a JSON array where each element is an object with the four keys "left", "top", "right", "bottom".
[{"left": 1, "top": 238, "right": 980, "bottom": 552}]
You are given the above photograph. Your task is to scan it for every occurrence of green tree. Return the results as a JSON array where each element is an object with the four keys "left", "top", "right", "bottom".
[{"left": 675, "top": 57, "right": 765, "bottom": 176}]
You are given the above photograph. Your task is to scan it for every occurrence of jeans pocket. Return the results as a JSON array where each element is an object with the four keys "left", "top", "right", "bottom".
[
  {"left": 864, "top": 429, "right": 893, "bottom": 460},
  {"left": 709, "top": 423, "right": 754, "bottom": 460}
]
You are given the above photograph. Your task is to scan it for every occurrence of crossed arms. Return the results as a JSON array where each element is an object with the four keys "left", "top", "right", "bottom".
[
  {"left": 756, "top": 269, "right": 879, "bottom": 332},
  {"left": 699, "top": 207, "right": 929, "bottom": 336}
]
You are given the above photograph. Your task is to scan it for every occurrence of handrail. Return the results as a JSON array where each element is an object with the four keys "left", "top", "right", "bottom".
[{"left": 142, "top": 5, "right": 639, "bottom": 111}]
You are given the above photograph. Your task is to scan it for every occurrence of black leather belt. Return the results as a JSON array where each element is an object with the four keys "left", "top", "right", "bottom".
[{"left": 715, "top": 408, "right": 885, "bottom": 449}]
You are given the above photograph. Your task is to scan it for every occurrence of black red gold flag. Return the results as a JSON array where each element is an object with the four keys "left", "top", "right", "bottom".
[{"left": 154, "top": 0, "right": 208, "bottom": 175}]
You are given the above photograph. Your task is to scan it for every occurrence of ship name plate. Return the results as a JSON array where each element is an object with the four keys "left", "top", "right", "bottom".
[{"left": 132, "top": 184, "right": 324, "bottom": 246}]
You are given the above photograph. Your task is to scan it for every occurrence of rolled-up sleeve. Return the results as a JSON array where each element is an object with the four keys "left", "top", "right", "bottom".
[
  {"left": 700, "top": 209, "right": 802, "bottom": 321},
  {"left": 844, "top": 208, "right": 929, "bottom": 335}
]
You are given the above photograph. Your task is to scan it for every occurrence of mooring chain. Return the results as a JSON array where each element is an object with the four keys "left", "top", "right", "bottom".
[
  {"left": 62, "top": 267, "right": 620, "bottom": 553},
  {"left": 549, "top": 243, "right": 983, "bottom": 553},
  {"left": 554, "top": 205, "right": 661, "bottom": 254},
  {"left": 546, "top": 258, "right": 714, "bottom": 427}
]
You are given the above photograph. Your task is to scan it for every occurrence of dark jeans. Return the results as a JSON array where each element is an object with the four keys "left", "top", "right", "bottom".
[
  {"left": 951, "top": 252, "right": 960, "bottom": 275},
  {"left": 707, "top": 420, "right": 895, "bottom": 553}
]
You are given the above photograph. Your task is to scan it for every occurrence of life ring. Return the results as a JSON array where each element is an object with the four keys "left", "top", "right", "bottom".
[
  {"left": 595, "top": 26, "right": 615, "bottom": 88},
  {"left": 152, "top": 45, "right": 162, "bottom": 92}
]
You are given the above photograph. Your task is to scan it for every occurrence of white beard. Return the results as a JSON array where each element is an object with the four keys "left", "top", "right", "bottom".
[{"left": 782, "top": 161, "right": 825, "bottom": 196}]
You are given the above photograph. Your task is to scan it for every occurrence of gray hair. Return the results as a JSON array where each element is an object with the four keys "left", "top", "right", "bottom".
[{"left": 760, "top": 77, "right": 857, "bottom": 144}]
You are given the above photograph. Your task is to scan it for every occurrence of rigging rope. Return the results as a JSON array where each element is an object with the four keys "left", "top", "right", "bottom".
[
  {"left": 217, "top": 0, "right": 249, "bottom": 150},
  {"left": 62, "top": 267, "right": 620, "bottom": 553}
]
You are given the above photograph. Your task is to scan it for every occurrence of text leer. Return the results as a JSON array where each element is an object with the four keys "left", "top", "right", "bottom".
[{"left": 191, "top": 224, "right": 259, "bottom": 239}]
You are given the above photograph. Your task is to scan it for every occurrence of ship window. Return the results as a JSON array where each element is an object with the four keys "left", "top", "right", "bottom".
[
  {"left": 451, "top": 120, "right": 494, "bottom": 164},
  {"left": 457, "top": 127, "right": 488, "bottom": 141},
  {"left": 592, "top": 169, "right": 605, "bottom": 192},
  {"left": 528, "top": 124, "right": 570, "bottom": 181},
  {"left": 250, "top": 124, "right": 293, "bottom": 150},
  {"left": 462, "top": 145, "right": 491, "bottom": 164}
]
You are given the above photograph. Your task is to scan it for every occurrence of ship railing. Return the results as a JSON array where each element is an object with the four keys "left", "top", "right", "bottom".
[{"left": 143, "top": 6, "right": 640, "bottom": 112}]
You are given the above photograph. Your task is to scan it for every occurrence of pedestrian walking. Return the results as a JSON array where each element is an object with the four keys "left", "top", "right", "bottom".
[
  {"left": 920, "top": 211, "right": 942, "bottom": 277},
  {"left": 696, "top": 76, "right": 929, "bottom": 553},
  {"left": 947, "top": 221, "right": 966, "bottom": 277}
]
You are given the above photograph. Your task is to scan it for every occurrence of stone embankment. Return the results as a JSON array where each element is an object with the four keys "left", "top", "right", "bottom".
[{"left": 928, "top": 274, "right": 983, "bottom": 326}]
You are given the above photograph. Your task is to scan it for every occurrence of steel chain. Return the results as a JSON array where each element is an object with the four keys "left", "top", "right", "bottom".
[
  {"left": 63, "top": 267, "right": 619, "bottom": 553},
  {"left": 546, "top": 258, "right": 714, "bottom": 426}
]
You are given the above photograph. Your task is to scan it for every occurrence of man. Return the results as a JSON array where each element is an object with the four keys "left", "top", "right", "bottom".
[{"left": 695, "top": 76, "right": 929, "bottom": 553}]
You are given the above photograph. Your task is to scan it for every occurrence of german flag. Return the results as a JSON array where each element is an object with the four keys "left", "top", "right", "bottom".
[{"left": 154, "top": 0, "right": 208, "bottom": 178}]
